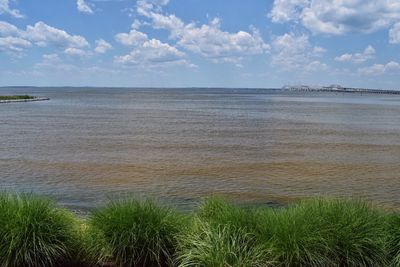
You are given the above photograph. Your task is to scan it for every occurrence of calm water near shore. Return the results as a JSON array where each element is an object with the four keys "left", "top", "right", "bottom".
[{"left": 1, "top": 87, "right": 400, "bottom": 211}]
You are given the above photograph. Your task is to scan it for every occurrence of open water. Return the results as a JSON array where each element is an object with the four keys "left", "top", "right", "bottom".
[{"left": 1, "top": 87, "right": 400, "bottom": 210}]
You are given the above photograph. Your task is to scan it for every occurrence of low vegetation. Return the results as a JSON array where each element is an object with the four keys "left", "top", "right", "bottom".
[
  {"left": 259, "top": 199, "right": 389, "bottom": 267},
  {"left": 85, "top": 199, "right": 187, "bottom": 267},
  {"left": 0, "top": 194, "right": 80, "bottom": 267},
  {"left": 0, "top": 95, "right": 35, "bottom": 100},
  {"left": 0, "top": 192, "right": 399, "bottom": 267}
]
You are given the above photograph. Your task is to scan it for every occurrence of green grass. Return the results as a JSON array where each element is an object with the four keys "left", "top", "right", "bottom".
[
  {"left": 177, "top": 219, "right": 272, "bottom": 267},
  {"left": 0, "top": 193, "right": 81, "bottom": 267},
  {"left": 180, "top": 197, "right": 393, "bottom": 267},
  {"left": 197, "top": 197, "right": 262, "bottom": 231},
  {"left": 0, "top": 193, "right": 399, "bottom": 267},
  {"left": 0, "top": 95, "right": 35, "bottom": 100},
  {"left": 257, "top": 198, "right": 389, "bottom": 267},
  {"left": 177, "top": 198, "right": 273, "bottom": 267},
  {"left": 86, "top": 198, "right": 187, "bottom": 267},
  {"left": 387, "top": 213, "right": 400, "bottom": 266}
]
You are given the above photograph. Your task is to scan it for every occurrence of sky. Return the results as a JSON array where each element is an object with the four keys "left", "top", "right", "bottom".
[{"left": 1, "top": 0, "right": 400, "bottom": 89}]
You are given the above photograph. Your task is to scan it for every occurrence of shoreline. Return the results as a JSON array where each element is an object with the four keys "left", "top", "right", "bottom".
[{"left": 0, "top": 97, "right": 50, "bottom": 103}]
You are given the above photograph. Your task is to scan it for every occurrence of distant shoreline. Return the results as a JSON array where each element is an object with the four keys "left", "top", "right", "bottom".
[
  {"left": 2, "top": 86, "right": 400, "bottom": 97},
  {"left": 0, "top": 97, "right": 50, "bottom": 104},
  {"left": 1, "top": 85, "right": 400, "bottom": 94}
]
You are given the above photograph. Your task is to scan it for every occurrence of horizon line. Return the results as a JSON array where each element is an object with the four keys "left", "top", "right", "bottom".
[{"left": 0, "top": 85, "right": 281, "bottom": 90}]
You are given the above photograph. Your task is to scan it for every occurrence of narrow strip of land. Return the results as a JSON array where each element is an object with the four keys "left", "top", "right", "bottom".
[{"left": 0, "top": 95, "right": 50, "bottom": 103}]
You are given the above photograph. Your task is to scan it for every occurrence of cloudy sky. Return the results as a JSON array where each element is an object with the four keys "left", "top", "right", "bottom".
[{"left": 1, "top": 0, "right": 400, "bottom": 88}]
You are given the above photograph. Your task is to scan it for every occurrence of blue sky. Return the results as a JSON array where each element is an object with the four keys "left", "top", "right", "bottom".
[{"left": 1, "top": 0, "right": 400, "bottom": 88}]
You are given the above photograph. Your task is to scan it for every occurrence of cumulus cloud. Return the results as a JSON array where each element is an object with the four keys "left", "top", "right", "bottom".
[
  {"left": 115, "top": 27, "right": 189, "bottom": 67},
  {"left": 0, "top": 0, "right": 23, "bottom": 18},
  {"left": 271, "top": 32, "right": 327, "bottom": 72},
  {"left": 177, "top": 18, "right": 269, "bottom": 62},
  {"left": 0, "top": 20, "right": 90, "bottom": 55},
  {"left": 304, "top": 60, "right": 328, "bottom": 72},
  {"left": 359, "top": 61, "right": 400, "bottom": 75},
  {"left": 0, "top": 21, "right": 30, "bottom": 53},
  {"left": 137, "top": 5, "right": 269, "bottom": 64},
  {"left": 115, "top": 29, "right": 148, "bottom": 46},
  {"left": 335, "top": 45, "right": 375, "bottom": 63},
  {"left": 131, "top": 19, "right": 142, "bottom": 30},
  {"left": 269, "top": 0, "right": 309, "bottom": 23},
  {"left": 25, "top": 22, "right": 89, "bottom": 48},
  {"left": 94, "top": 39, "right": 112, "bottom": 53},
  {"left": 64, "top": 47, "right": 90, "bottom": 57},
  {"left": 389, "top": 22, "right": 400, "bottom": 44},
  {"left": 269, "top": 0, "right": 400, "bottom": 35},
  {"left": 0, "top": 21, "right": 21, "bottom": 36},
  {"left": 0, "top": 36, "right": 31, "bottom": 52},
  {"left": 77, "top": 0, "right": 94, "bottom": 14},
  {"left": 312, "top": 46, "right": 326, "bottom": 55},
  {"left": 136, "top": 0, "right": 169, "bottom": 16},
  {"left": 42, "top": 53, "right": 61, "bottom": 63},
  {"left": 115, "top": 38, "right": 185, "bottom": 65}
]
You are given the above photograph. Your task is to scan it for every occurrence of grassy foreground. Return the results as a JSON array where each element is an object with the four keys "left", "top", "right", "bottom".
[
  {"left": 0, "top": 193, "right": 399, "bottom": 267},
  {"left": 0, "top": 95, "right": 35, "bottom": 100}
]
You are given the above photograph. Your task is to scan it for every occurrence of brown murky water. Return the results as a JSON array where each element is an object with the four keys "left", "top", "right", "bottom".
[{"left": 1, "top": 88, "right": 400, "bottom": 210}]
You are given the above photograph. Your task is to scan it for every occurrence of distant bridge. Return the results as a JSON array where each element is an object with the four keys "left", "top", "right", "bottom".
[{"left": 285, "top": 86, "right": 400, "bottom": 95}]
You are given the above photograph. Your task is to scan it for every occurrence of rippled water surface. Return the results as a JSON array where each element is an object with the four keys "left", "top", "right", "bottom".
[{"left": 1, "top": 88, "right": 400, "bottom": 210}]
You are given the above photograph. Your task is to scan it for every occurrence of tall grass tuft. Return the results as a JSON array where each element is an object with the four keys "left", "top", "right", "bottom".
[
  {"left": 0, "top": 193, "right": 80, "bottom": 267},
  {"left": 177, "top": 197, "right": 273, "bottom": 267},
  {"left": 177, "top": 219, "right": 272, "bottom": 267},
  {"left": 86, "top": 198, "right": 187, "bottom": 267},
  {"left": 387, "top": 213, "right": 400, "bottom": 266},
  {"left": 255, "top": 202, "right": 334, "bottom": 266},
  {"left": 258, "top": 198, "right": 389, "bottom": 267},
  {"left": 0, "top": 193, "right": 397, "bottom": 267},
  {"left": 316, "top": 199, "right": 388, "bottom": 267}
]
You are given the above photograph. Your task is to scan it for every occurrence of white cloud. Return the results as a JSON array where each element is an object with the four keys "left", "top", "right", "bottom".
[
  {"left": 389, "top": 22, "right": 400, "bottom": 44},
  {"left": 177, "top": 19, "right": 270, "bottom": 62},
  {"left": 77, "top": 0, "right": 94, "bottom": 14},
  {"left": 115, "top": 27, "right": 188, "bottom": 67},
  {"left": 25, "top": 22, "right": 89, "bottom": 48},
  {"left": 359, "top": 61, "right": 400, "bottom": 75},
  {"left": 0, "top": 21, "right": 90, "bottom": 55},
  {"left": 305, "top": 60, "right": 328, "bottom": 72},
  {"left": 270, "top": 0, "right": 400, "bottom": 35},
  {"left": 146, "top": 12, "right": 184, "bottom": 38},
  {"left": 269, "top": 0, "right": 309, "bottom": 23},
  {"left": 94, "top": 39, "right": 112, "bottom": 53},
  {"left": 0, "top": 0, "right": 23, "bottom": 18},
  {"left": 0, "top": 21, "right": 21, "bottom": 36},
  {"left": 64, "top": 47, "right": 90, "bottom": 57},
  {"left": 312, "top": 46, "right": 326, "bottom": 55},
  {"left": 0, "top": 36, "right": 31, "bottom": 52},
  {"left": 115, "top": 38, "right": 184, "bottom": 65},
  {"left": 42, "top": 53, "right": 61, "bottom": 63},
  {"left": 271, "top": 32, "right": 326, "bottom": 72},
  {"left": 115, "top": 29, "right": 148, "bottom": 46},
  {"left": 136, "top": 0, "right": 169, "bottom": 16},
  {"left": 335, "top": 45, "right": 375, "bottom": 63},
  {"left": 138, "top": 6, "right": 270, "bottom": 63},
  {"left": 131, "top": 19, "right": 142, "bottom": 30}
]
